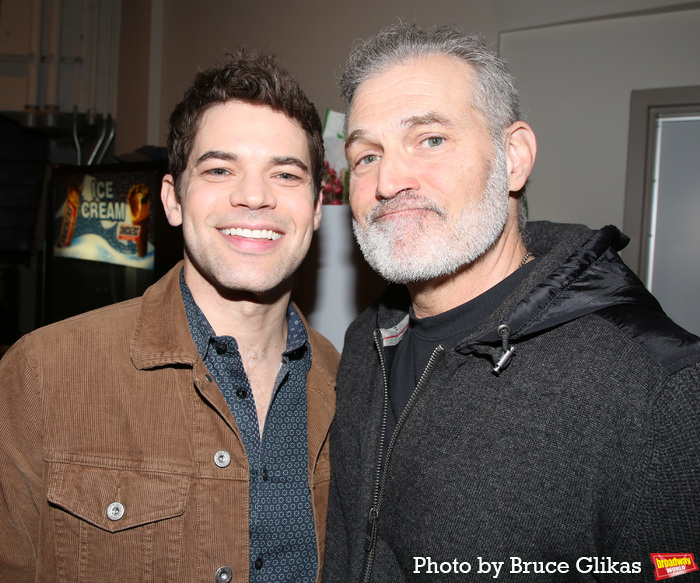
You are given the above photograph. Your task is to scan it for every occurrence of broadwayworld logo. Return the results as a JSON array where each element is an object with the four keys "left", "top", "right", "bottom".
[{"left": 650, "top": 553, "right": 699, "bottom": 580}]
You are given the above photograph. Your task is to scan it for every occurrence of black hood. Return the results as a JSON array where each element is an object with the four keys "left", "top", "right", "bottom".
[
  {"left": 472, "top": 223, "right": 661, "bottom": 344},
  {"left": 373, "top": 221, "right": 700, "bottom": 374},
  {"left": 463, "top": 222, "right": 700, "bottom": 374}
]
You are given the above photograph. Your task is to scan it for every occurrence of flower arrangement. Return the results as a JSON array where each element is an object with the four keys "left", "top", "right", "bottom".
[
  {"left": 322, "top": 109, "right": 350, "bottom": 205},
  {"left": 321, "top": 161, "right": 349, "bottom": 205}
]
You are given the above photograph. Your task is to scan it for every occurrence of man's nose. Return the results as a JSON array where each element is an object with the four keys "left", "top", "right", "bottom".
[
  {"left": 229, "top": 173, "right": 276, "bottom": 210},
  {"left": 375, "top": 151, "right": 420, "bottom": 199}
]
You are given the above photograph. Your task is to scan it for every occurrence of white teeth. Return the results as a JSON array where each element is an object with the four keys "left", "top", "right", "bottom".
[{"left": 220, "top": 227, "right": 282, "bottom": 240}]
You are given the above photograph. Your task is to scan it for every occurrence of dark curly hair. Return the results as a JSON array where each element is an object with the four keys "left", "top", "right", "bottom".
[{"left": 167, "top": 49, "right": 324, "bottom": 200}]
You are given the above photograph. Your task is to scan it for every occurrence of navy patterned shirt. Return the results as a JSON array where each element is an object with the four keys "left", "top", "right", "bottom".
[{"left": 180, "top": 271, "right": 317, "bottom": 582}]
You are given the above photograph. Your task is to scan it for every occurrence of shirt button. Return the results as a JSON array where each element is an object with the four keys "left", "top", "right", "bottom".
[
  {"left": 106, "top": 502, "right": 125, "bottom": 521},
  {"left": 216, "top": 342, "right": 227, "bottom": 355},
  {"left": 236, "top": 388, "right": 247, "bottom": 399},
  {"left": 254, "top": 557, "right": 264, "bottom": 570},
  {"left": 214, "top": 450, "right": 231, "bottom": 468},
  {"left": 215, "top": 566, "right": 233, "bottom": 583},
  {"left": 262, "top": 467, "right": 269, "bottom": 481}
]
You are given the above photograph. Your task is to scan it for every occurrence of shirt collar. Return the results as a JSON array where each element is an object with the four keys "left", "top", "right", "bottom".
[{"left": 179, "top": 268, "right": 308, "bottom": 359}]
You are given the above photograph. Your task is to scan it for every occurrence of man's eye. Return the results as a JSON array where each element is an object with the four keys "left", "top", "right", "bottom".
[
  {"left": 206, "top": 168, "right": 229, "bottom": 176},
  {"left": 359, "top": 154, "right": 378, "bottom": 165},
  {"left": 422, "top": 136, "right": 444, "bottom": 147},
  {"left": 277, "top": 172, "right": 301, "bottom": 181}
]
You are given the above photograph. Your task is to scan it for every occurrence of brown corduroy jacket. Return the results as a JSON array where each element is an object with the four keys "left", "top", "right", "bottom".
[{"left": 0, "top": 263, "right": 339, "bottom": 582}]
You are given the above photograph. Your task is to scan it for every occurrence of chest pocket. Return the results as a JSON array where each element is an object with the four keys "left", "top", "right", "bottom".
[{"left": 47, "top": 461, "right": 190, "bottom": 582}]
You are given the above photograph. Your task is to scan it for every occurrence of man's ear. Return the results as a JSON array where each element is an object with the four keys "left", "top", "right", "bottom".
[
  {"left": 313, "top": 192, "right": 323, "bottom": 231},
  {"left": 504, "top": 121, "right": 537, "bottom": 193},
  {"left": 161, "top": 174, "right": 183, "bottom": 227}
]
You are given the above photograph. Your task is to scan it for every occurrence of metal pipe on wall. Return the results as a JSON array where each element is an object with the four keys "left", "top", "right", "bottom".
[
  {"left": 104, "top": 0, "right": 122, "bottom": 120},
  {"left": 25, "top": 0, "right": 43, "bottom": 112},
  {"left": 85, "top": 0, "right": 99, "bottom": 121},
  {"left": 71, "top": 0, "right": 85, "bottom": 115},
  {"left": 44, "top": 0, "right": 61, "bottom": 112}
]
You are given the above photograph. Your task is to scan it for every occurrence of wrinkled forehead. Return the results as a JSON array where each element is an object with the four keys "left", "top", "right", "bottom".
[
  {"left": 346, "top": 55, "right": 482, "bottom": 134},
  {"left": 351, "top": 54, "right": 476, "bottom": 102}
]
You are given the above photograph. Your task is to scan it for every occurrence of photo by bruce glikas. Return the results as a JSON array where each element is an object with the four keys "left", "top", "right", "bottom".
[{"left": 411, "top": 556, "right": 645, "bottom": 578}]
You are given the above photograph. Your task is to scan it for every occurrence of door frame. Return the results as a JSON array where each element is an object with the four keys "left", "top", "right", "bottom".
[{"left": 622, "top": 85, "right": 700, "bottom": 279}]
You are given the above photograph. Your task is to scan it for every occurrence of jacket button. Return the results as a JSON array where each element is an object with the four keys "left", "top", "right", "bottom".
[
  {"left": 106, "top": 502, "right": 125, "bottom": 521},
  {"left": 214, "top": 450, "right": 231, "bottom": 468},
  {"left": 205, "top": 374, "right": 213, "bottom": 382},
  {"left": 254, "top": 556, "right": 264, "bottom": 570},
  {"left": 215, "top": 566, "right": 233, "bottom": 583}
]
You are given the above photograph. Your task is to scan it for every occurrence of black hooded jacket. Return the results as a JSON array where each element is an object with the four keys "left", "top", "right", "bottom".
[{"left": 323, "top": 221, "right": 700, "bottom": 583}]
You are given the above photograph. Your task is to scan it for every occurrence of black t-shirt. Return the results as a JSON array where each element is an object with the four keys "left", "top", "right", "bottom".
[{"left": 387, "top": 259, "right": 537, "bottom": 434}]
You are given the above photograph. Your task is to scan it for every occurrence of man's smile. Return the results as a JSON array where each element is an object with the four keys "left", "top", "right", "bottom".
[{"left": 218, "top": 227, "right": 283, "bottom": 240}]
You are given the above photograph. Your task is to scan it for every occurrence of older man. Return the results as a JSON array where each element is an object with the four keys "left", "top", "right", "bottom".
[
  {"left": 323, "top": 24, "right": 700, "bottom": 582},
  {"left": 0, "top": 51, "right": 339, "bottom": 582}
]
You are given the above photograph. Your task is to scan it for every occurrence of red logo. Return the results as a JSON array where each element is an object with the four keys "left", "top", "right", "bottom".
[
  {"left": 117, "top": 224, "right": 142, "bottom": 241},
  {"left": 650, "top": 553, "right": 699, "bottom": 580}
]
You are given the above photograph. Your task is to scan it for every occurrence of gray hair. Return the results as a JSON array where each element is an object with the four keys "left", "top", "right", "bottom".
[{"left": 340, "top": 23, "right": 521, "bottom": 141}]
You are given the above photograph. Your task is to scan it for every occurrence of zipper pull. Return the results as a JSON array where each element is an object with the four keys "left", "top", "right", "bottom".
[
  {"left": 364, "top": 506, "right": 379, "bottom": 552},
  {"left": 493, "top": 345, "right": 515, "bottom": 374},
  {"left": 493, "top": 324, "right": 515, "bottom": 375}
]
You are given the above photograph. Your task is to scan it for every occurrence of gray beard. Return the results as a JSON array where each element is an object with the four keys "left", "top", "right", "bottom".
[{"left": 352, "top": 142, "right": 510, "bottom": 284}]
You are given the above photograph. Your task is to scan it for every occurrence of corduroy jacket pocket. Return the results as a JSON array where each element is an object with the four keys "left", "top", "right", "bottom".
[{"left": 46, "top": 460, "right": 191, "bottom": 582}]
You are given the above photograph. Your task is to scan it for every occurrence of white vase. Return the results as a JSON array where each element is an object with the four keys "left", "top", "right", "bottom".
[{"left": 293, "top": 204, "right": 384, "bottom": 350}]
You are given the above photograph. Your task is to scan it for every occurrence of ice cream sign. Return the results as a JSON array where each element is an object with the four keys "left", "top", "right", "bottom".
[{"left": 53, "top": 167, "right": 159, "bottom": 269}]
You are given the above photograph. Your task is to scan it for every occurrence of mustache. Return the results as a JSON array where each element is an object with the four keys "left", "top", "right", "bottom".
[{"left": 366, "top": 192, "right": 447, "bottom": 224}]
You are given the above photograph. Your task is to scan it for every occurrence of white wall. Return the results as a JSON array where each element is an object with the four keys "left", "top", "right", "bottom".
[{"left": 500, "top": 8, "right": 700, "bottom": 229}]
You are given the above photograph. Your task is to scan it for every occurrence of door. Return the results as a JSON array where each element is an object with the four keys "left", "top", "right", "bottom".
[{"left": 623, "top": 86, "right": 700, "bottom": 335}]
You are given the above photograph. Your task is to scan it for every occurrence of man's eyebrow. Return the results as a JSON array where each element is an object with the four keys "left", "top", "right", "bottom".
[
  {"left": 194, "top": 152, "right": 308, "bottom": 173},
  {"left": 345, "top": 129, "right": 367, "bottom": 152},
  {"left": 194, "top": 150, "right": 238, "bottom": 166},
  {"left": 271, "top": 156, "right": 309, "bottom": 173},
  {"left": 401, "top": 112, "right": 454, "bottom": 129}
]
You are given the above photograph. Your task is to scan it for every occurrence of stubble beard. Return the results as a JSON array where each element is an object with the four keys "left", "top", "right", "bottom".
[
  {"left": 352, "top": 142, "right": 510, "bottom": 284},
  {"left": 182, "top": 212, "right": 306, "bottom": 299}
]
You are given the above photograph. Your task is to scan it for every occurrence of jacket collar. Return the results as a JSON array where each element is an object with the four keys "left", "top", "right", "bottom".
[
  {"left": 304, "top": 326, "right": 338, "bottom": 388},
  {"left": 299, "top": 308, "right": 338, "bottom": 465},
  {"left": 129, "top": 261, "right": 338, "bottom": 392},
  {"left": 130, "top": 262, "right": 201, "bottom": 370}
]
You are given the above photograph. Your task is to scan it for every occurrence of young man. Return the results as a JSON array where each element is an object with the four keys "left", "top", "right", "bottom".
[
  {"left": 0, "top": 50, "right": 339, "bottom": 582},
  {"left": 323, "top": 24, "right": 700, "bottom": 582}
]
